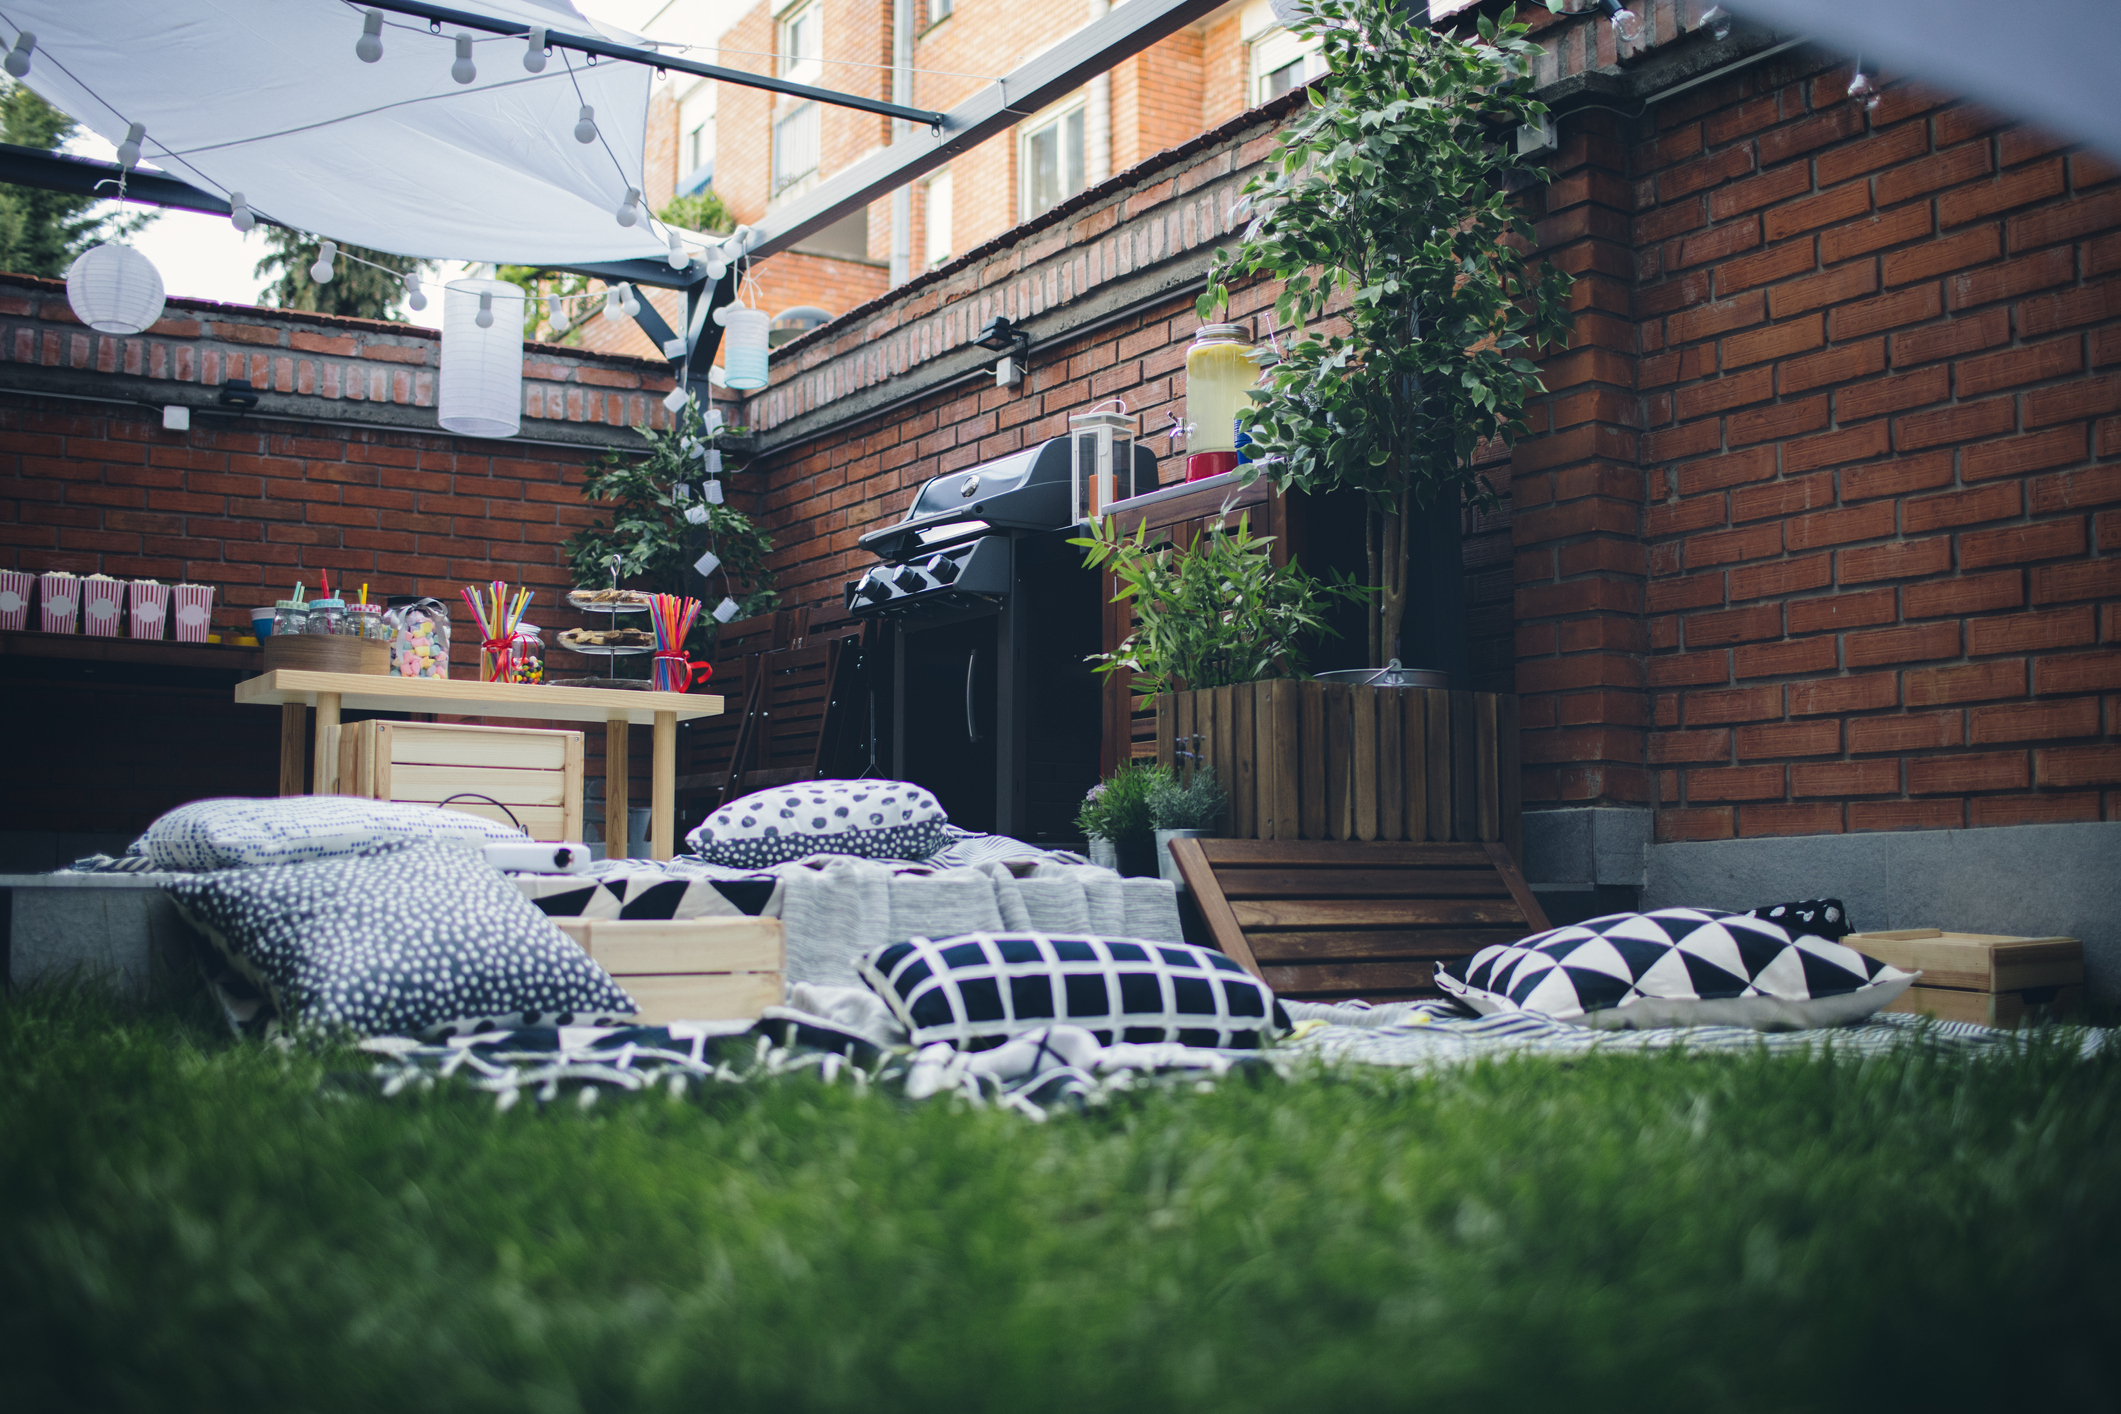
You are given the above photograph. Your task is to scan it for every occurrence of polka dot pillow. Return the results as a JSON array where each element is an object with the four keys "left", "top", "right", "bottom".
[
  {"left": 141, "top": 796, "right": 526, "bottom": 871},
  {"left": 686, "top": 779, "right": 948, "bottom": 868},
  {"left": 165, "top": 839, "right": 637, "bottom": 1039}
]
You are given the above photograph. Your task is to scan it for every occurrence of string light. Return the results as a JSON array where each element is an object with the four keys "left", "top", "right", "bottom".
[
  {"left": 228, "top": 191, "right": 255, "bottom": 232},
  {"left": 1700, "top": 5, "right": 1732, "bottom": 42},
  {"left": 355, "top": 9, "right": 384, "bottom": 63},
  {"left": 1848, "top": 64, "right": 1880, "bottom": 112},
  {"left": 115, "top": 121, "right": 144, "bottom": 169},
  {"left": 1598, "top": 0, "right": 1643, "bottom": 44},
  {"left": 475, "top": 290, "right": 495, "bottom": 328},
  {"left": 546, "top": 293, "right": 567, "bottom": 330},
  {"left": 620, "top": 283, "right": 641, "bottom": 319},
  {"left": 573, "top": 104, "right": 598, "bottom": 144},
  {"left": 405, "top": 273, "right": 427, "bottom": 311},
  {"left": 310, "top": 240, "right": 337, "bottom": 284},
  {"left": 523, "top": 26, "right": 547, "bottom": 73},
  {"left": 703, "top": 250, "right": 727, "bottom": 281},
  {"left": 3, "top": 30, "right": 33, "bottom": 78},
  {"left": 667, "top": 228, "right": 689, "bottom": 270},
  {"left": 616, "top": 186, "right": 641, "bottom": 227},
  {"left": 451, "top": 33, "right": 476, "bottom": 84}
]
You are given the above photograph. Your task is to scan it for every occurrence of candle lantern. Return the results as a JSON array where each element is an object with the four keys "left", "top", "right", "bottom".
[{"left": 1068, "top": 400, "right": 1137, "bottom": 523}]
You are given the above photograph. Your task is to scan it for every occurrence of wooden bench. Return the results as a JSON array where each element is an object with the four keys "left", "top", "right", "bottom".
[{"left": 1169, "top": 838, "right": 1549, "bottom": 1003}]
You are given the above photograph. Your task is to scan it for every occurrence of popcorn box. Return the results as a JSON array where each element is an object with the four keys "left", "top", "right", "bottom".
[
  {"left": 0, "top": 569, "right": 31, "bottom": 631},
  {"left": 38, "top": 572, "right": 79, "bottom": 634},
  {"left": 80, "top": 574, "right": 125, "bottom": 637},
  {"left": 171, "top": 582, "right": 215, "bottom": 643},
  {"left": 130, "top": 580, "right": 171, "bottom": 640}
]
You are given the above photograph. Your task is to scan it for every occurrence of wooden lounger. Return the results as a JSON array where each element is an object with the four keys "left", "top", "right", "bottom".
[{"left": 1169, "top": 838, "right": 1550, "bottom": 1003}]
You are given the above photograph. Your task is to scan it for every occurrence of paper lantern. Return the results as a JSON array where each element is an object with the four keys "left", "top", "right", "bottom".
[
  {"left": 713, "top": 304, "right": 770, "bottom": 390},
  {"left": 65, "top": 241, "right": 166, "bottom": 335},
  {"left": 438, "top": 277, "right": 525, "bottom": 438}
]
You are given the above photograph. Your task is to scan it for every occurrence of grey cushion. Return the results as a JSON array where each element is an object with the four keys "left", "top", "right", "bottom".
[{"left": 142, "top": 796, "right": 525, "bottom": 871}]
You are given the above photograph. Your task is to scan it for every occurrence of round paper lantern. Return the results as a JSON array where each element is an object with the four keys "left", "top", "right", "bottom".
[
  {"left": 65, "top": 241, "right": 166, "bottom": 335},
  {"left": 713, "top": 304, "right": 770, "bottom": 391},
  {"left": 438, "top": 277, "right": 526, "bottom": 438}
]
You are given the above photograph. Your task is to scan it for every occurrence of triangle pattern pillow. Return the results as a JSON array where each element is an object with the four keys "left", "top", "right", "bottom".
[{"left": 1435, "top": 908, "right": 1914, "bottom": 1031}]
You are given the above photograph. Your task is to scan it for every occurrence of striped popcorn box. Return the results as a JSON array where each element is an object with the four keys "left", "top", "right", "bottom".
[
  {"left": 0, "top": 570, "right": 31, "bottom": 631},
  {"left": 38, "top": 571, "right": 80, "bottom": 634},
  {"left": 129, "top": 579, "right": 171, "bottom": 639},
  {"left": 81, "top": 574, "right": 125, "bottom": 637},
  {"left": 171, "top": 582, "right": 215, "bottom": 643}
]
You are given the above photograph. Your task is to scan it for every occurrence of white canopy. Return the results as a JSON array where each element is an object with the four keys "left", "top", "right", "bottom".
[{"left": 3, "top": 0, "right": 678, "bottom": 266}]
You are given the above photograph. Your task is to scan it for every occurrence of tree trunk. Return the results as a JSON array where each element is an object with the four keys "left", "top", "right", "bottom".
[
  {"left": 1379, "top": 481, "right": 1410, "bottom": 666},
  {"left": 1398, "top": 491, "right": 1469, "bottom": 683},
  {"left": 1365, "top": 500, "right": 1383, "bottom": 666}
]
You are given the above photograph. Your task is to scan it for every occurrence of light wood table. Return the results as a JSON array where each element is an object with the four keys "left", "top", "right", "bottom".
[{"left": 235, "top": 670, "right": 723, "bottom": 860}]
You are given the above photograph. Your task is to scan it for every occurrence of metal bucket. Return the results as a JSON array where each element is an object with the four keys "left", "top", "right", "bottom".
[{"left": 1312, "top": 658, "right": 1451, "bottom": 690}]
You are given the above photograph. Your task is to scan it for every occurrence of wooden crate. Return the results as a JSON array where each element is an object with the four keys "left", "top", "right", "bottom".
[
  {"left": 1846, "top": 929, "right": 2084, "bottom": 1028},
  {"left": 552, "top": 917, "right": 786, "bottom": 1024},
  {"left": 1155, "top": 682, "right": 1520, "bottom": 860},
  {"left": 337, "top": 719, "right": 583, "bottom": 841}
]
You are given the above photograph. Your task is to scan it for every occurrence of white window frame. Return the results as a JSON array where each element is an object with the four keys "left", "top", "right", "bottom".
[
  {"left": 924, "top": 168, "right": 954, "bottom": 269},
  {"left": 1018, "top": 97, "right": 1087, "bottom": 222},
  {"left": 1248, "top": 25, "right": 1324, "bottom": 106},
  {"left": 773, "top": 101, "right": 820, "bottom": 197},
  {"left": 777, "top": 0, "right": 823, "bottom": 85}
]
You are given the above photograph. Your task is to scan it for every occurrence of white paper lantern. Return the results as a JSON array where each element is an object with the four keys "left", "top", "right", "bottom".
[
  {"left": 65, "top": 241, "right": 165, "bottom": 335},
  {"left": 438, "top": 277, "right": 526, "bottom": 438},
  {"left": 713, "top": 304, "right": 770, "bottom": 390}
]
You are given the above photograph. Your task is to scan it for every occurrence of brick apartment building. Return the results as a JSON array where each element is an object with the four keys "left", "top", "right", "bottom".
[{"left": 575, "top": 0, "right": 1325, "bottom": 360}]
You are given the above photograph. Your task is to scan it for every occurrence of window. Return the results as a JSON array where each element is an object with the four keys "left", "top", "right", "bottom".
[
  {"left": 778, "top": 0, "right": 822, "bottom": 83},
  {"left": 928, "top": 0, "right": 952, "bottom": 24},
  {"left": 1249, "top": 25, "right": 1323, "bottom": 105},
  {"left": 677, "top": 81, "right": 716, "bottom": 192},
  {"left": 773, "top": 103, "right": 819, "bottom": 193},
  {"left": 1019, "top": 102, "right": 1085, "bottom": 220},
  {"left": 924, "top": 169, "right": 953, "bottom": 269}
]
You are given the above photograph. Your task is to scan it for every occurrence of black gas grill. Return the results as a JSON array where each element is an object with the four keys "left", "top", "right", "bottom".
[{"left": 843, "top": 436, "right": 1159, "bottom": 841}]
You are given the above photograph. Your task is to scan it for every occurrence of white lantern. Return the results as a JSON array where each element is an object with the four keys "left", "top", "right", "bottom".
[
  {"left": 713, "top": 304, "right": 770, "bottom": 390},
  {"left": 65, "top": 242, "right": 165, "bottom": 335},
  {"left": 438, "top": 277, "right": 525, "bottom": 438},
  {"left": 1069, "top": 402, "right": 1138, "bottom": 522}
]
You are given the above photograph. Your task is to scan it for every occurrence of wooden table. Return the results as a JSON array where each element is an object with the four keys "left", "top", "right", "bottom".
[{"left": 234, "top": 671, "right": 723, "bottom": 860}]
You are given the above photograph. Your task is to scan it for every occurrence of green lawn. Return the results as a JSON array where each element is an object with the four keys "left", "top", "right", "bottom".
[{"left": 3, "top": 987, "right": 2117, "bottom": 1411}]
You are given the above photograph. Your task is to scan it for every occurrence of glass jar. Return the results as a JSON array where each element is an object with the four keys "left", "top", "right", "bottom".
[
  {"left": 508, "top": 624, "right": 544, "bottom": 684},
  {"left": 303, "top": 597, "right": 345, "bottom": 635},
  {"left": 382, "top": 596, "right": 450, "bottom": 678},
  {"left": 272, "top": 599, "right": 308, "bottom": 637},
  {"left": 348, "top": 603, "right": 388, "bottom": 641},
  {"left": 1183, "top": 323, "right": 1260, "bottom": 455}
]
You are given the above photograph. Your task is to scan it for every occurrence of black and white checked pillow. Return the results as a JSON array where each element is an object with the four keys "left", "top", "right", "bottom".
[
  {"left": 142, "top": 796, "right": 525, "bottom": 871},
  {"left": 856, "top": 932, "right": 1289, "bottom": 1051},
  {"left": 687, "top": 779, "right": 947, "bottom": 868},
  {"left": 165, "top": 839, "right": 637, "bottom": 1040},
  {"left": 1435, "top": 908, "right": 1914, "bottom": 1031}
]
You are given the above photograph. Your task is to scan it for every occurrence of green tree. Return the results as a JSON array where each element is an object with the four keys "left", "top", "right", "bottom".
[
  {"left": 254, "top": 229, "right": 424, "bottom": 321},
  {"left": 1199, "top": 0, "right": 1575, "bottom": 663},
  {"left": 0, "top": 82, "right": 154, "bottom": 277},
  {"left": 660, "top": 188, "right": 733, "bottom": 235}
]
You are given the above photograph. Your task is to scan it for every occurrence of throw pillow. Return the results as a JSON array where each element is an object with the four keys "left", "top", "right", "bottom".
[
  {"left": 143, "top": 796, "right": 525, "bottom": 871},
  {"left": 1434, "top": 908, "right": 1914, "bottom": 1031},
  {"left": 165, "top": 839, "right": 637, "bottom": 1039},
  {"left": 687, "top": 779, "right": 947, "bottom": 868},
  {"left": 856, "top": 932, "right": 1288, "bottom": 1051},
  {"left": 1747, "top": 897, "right": 1854, "bottom": 941}
]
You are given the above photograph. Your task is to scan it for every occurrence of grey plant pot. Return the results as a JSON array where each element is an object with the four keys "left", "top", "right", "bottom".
[
  {"left": 1087, "top": 838, "right": 1119, "bottom": 871},
  {"left": 1155, "top": 828, "right": 1215, "bottom": 886}
]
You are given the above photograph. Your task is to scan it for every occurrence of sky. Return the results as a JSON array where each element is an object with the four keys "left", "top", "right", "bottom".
[{"left": 57, "top": 0, "right": 673, "bottom": 330}]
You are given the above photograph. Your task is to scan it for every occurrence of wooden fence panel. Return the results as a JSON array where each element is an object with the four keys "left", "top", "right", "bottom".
[{"left": 1352, "top": 685, "right": 1378, "bottom": 842}]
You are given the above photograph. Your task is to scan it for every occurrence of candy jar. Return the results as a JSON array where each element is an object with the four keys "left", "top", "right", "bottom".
[
  {"left": 303, "top": 597, "right": 346, "bottom": 635},
  {"left": 382, "top": 596, "right": 451, "bottom": 678},
  {"left": 272, "top": 599, "right": 309, "bottom": 637},
  {"left": 508, "top": 623, "right": 544, "bottom": 684},
  {"left": 348, "top": 602, "right": 387, "bottom": 641}
]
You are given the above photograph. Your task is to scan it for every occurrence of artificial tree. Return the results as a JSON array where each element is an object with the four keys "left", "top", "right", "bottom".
[{"left": 1199, "top": 0, "right": 1576, "bottom": 669}]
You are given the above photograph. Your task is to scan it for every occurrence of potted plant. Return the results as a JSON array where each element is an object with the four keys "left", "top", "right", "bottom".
[
  {"left": 1148, "top": 766, "right": 1225, "bottom": 885},
  {"left": 1075, "top": 761, "right": 1159, "bottom": 877},
  {"left": 1198, "top": 0, "right": 1575, "bottom": 674}
]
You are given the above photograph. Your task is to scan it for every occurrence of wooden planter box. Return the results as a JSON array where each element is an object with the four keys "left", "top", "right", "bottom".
[
  {"left": 1848, "top": 928, "right": 2083, "bottom": 1028},
  {"left": 1154, "top": 682, "right": 1520, "bottom": 860},
  {"left": 553, "top": 917, "right": 786, "bottom": 1025}
]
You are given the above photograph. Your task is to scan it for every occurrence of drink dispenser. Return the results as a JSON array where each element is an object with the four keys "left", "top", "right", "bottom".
[{"left": 1183, "top": 323, "right": 1260, "bottom": 480}]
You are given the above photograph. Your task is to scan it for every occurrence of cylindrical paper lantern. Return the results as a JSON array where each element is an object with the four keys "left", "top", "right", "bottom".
[
  {"left": 714, "top": 304, "right": 770, "bottom": 390},
  {"left": 65, "top": 241, "right": 166, "bottom": 335},
  {"left": 438, "top": 278, "right": 526, "bottom": 438}
]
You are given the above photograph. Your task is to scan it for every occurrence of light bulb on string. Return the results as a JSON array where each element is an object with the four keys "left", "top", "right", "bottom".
[
  {"left": 573, "top": 105, "right": 598, "bottom": 144},
  {"left": 475, "top": 291, "right": 495, "bottom": 329},
  {"left": 1699, "top": 5, "right": 1732, "bottom": 42},
  {"left": 115, "top": 122, "right": 144, "bottom": 170},
  {"left": 619, "top": 284, "right": 641, "bottom": 319},
  {"left": 355, "top": 9, "right": 383, "bottom": 62},
  {"left": 1847, "top": 70, "right": 1880, "bottom": 112},
  {"left": 4, "top": 31, "right": 35, "bottom": 78},
  {"left": 703, "top": 252, "right": 727, "bottom": 282},
  {"left": 522, "top": 26, "right": 546, "bottom": 73},
  {"left": 451, "top": 33, "right": 476, "bottom": 84},
  {"left": 617, "top": 186, "right": 641, "bottom": 227},
  {"left": 602, "top": 285, "right": 623, "bottom": 321},
  {"left": 667, "top": 228, "right": 689, "bottom": 270},
  {"left": 1608, "top": 6, "right": 1642, "bottom": 44},
  {"left": 546, "top": 293, "right": 566, "bottom": 330},
  {"left": 310, "top": 241, "right": 337, "bottom": 284},
  {"left": 228, "top": 192, "right": 255, "bottom": 232},
  {"left": 404, "top": 273, "right": 427, "bottom": 311}
]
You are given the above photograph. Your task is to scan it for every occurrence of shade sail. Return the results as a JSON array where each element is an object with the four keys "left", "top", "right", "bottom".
[
  {"left": 1, "top": 0, "right": 674, "bottom": 265},
  {"left": 1730, "top": 0, "right": 2121, "bottom": 159}
]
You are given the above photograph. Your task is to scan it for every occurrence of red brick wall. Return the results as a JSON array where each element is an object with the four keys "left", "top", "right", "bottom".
[{"left": 1513, "top": 23, "right": 2121, "bottom": 838}]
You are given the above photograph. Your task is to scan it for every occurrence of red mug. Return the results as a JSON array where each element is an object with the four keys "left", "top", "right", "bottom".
[{"left": 1185, "top": 450, "right": 1240, "bottom": 481}]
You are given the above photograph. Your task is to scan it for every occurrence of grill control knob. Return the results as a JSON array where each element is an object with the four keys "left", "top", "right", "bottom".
[
  {"left": 923, "top": 554, "right": 960, "bottom": 585},
  {"left": 855, "top": 571, "right": 893, "bottom": 603},
  {"left": 892, "top": 564, "right": 929, "bottom": 594}
]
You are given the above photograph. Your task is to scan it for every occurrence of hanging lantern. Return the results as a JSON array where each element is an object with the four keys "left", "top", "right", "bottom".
[
  {"left": 437, "top": 277, "right": 525, "bottom": 438},
  {"left": 1068, "top": 400, "right": 1138, "bottom": 523},
  {"left": 65, "top": 242, "right": 166, "bottom": 335},
  {"left": 713, "top": 304, "right": 771, "bottom": 391}
]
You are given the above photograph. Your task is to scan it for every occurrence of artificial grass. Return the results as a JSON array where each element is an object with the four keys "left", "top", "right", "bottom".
[{"left": 2, "top": 987, "right": 2117, "bottom": 1412}]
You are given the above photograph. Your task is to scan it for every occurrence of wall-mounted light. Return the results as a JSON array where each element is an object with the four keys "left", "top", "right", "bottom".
[{"left": 976, "top": 315, "right": 1029, "bottom": 390}]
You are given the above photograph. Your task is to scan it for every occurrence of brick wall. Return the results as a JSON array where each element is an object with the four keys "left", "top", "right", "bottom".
[{"left": 1512, "top": 5, "right": 2120, "bottom": 838}]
